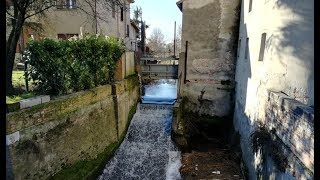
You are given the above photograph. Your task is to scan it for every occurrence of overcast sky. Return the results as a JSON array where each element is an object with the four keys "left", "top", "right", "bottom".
[{"left": 130, "top": 0, "right": 182, "bottom": 43}]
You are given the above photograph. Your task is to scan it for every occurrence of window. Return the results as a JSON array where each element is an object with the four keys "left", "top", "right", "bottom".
[
  {"left": 57, "top": 33, "right": 78, "bottom": 40},
  {"left": 237, "top": 38, "right": 241, "bottom": 58},
  {"left": 258, "top": 33, "right": 267, "bottom": 61},
  {"left": 112, "top": 2, "right": 115, "bottom": 18},
  {"left": 120, "top": 7, "right": 124, "bottom": 21},
  {"left": 249, "top": 0, "right": 253, "bottom": 12},
  {"left": 245, "top": 38, "right": 249, "bottom": 59},
  {"left": 126, "top": 25, "right": 130, "bottom": 37},
  {"left": 56, "top": 0, "right": 77, "bottom": 9}
]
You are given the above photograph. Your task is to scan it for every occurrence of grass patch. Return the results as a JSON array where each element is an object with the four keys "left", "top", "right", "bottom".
[
  {"left": 11, "top": 70, "right": 35, "bottom": 91},
  {"left": 6, "top": 92, "right": 36, "bottom": 104},
  {"left": 12, "top": 70, "right": 26, "bottom": 88},
  {"left": 7, "top": 70, "right": 36, "bottom": 104}
]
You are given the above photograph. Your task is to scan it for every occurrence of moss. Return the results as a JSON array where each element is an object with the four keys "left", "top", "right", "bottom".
[
  {"left": 7, "top": 102, "right": 20, "bottom": 113},
  {"left": 49, "top": 103, "right": 138, "bottom": 180},
  {"left": 125, "top": 74, "right": 139, "bottom": 91},
  {"left": 49, "top": 142, "right": 119, "bottom": 180},
  {"left": 6, "top": 85, "right": 112, "bottom": 134},
  {"left": 127, "top": 104, "right": 137, "bottom": 123}
]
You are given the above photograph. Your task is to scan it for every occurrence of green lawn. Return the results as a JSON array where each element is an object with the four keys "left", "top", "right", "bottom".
[
  {"left": 6, "top": 70, "right": 36, "bottom": 104},
  {"left": 12, "top": 70, "right": 26, "bottom": 88},
  {"left": 6, "top": 92, "right": 35, "bottom": 104}
]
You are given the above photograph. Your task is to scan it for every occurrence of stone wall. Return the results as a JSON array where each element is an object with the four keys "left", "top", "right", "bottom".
[
  {"left": 234, "top": 91, "right": 313, "bottom": 179},
  {"left": 115, "top": 52, "right": 136, "bottom": 81},
  {"left": 6, "top": 75, "right": 140, "bottom": 180},
  {"left": 178, "top": 0, "right": 240, "bottom": 117}
]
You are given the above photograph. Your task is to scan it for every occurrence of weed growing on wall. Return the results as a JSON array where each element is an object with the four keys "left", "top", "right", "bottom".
[{"left": 27, "top": 34, "right": 125, "bottom": 95}]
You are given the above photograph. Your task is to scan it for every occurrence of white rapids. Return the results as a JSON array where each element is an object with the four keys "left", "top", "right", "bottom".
[
  {"left": 98, "top": 80, "right": 181, "bottom": 180},
  {"left": 141, "top": 79, "right": 177, "bottom": 105}
]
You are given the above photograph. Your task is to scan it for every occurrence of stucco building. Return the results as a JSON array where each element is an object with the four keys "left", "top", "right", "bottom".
[
  {"left": 177, "top": 0, "right": 314, "bottom": 179},
  {"left": 233, "top": 0, "right": 314, "bottom": 179},
  {"left": 176, "top": 0, "right": 240, "bottom": 118},
  {"left": 6, "top": 0, "right": 138, "bottom": 54}
]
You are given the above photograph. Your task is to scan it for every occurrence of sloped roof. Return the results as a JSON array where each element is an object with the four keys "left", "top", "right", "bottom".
[
  {"left": 130, "top": 20, "right": 139, "bottom": 32},
  {"left": 176, "top": 0, "right": 184, "bottom": 12}
]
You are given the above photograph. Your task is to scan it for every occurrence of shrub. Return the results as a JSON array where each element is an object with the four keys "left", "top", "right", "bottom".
[{"left": 27, "top": 34, "right": 125, "bottom": 95}]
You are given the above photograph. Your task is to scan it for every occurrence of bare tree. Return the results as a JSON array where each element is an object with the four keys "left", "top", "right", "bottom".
[
  {"left": 146, "top": 28, "right": 166, "bottom": 54},
  {"left": 6, "top": 0, "right": 57, "bottom": 95},
  {"left": 175, "top": 25, "right": 182, "bottom": 56}
]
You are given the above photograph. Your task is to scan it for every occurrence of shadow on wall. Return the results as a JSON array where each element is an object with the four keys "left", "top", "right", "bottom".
[
  {"left": 234, "top": 0, "right": 314, "bottom": 178},
  {"left": 233, "top": 0, "right": 254, "bottom": 177},
  {"left": 266, "top": 0, "right": 314, "bottom": 105},
  {"left": 234, "top": 0, "right": 251, "bottom": 127}
]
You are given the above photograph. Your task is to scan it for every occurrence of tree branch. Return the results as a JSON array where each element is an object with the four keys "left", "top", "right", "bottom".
[
  {"left": 6, "top": 9, "right": 14, "bottom": 18},
  {"left": 24, "top": 4, "right": 54, "bottom": 19}
]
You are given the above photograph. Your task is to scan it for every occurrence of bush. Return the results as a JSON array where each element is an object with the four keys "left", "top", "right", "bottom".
[{"left": 27, "top": 34, "right": 125, "bottom": 95}]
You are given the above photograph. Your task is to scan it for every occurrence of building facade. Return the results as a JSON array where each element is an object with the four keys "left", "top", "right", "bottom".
[
  {"left": 6, "top": 0, "right": 138, "bottom": 53},
  {"left": 234, "top": 0, "right": 314, "bottom": 179},
  {"left": 177, "top": 0, "right": 240, "bottom": 117},
  {"left": 177, "top": 0, "right": 314, "bottom": 179}
]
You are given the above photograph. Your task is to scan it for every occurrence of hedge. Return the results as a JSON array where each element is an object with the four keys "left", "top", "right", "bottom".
[{"left": 26, "top": 34, "right": 125, "bottom": 95}]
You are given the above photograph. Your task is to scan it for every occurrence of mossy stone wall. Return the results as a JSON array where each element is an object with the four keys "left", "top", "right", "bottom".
[{"left": 6, "top": 75, "right": 140, "bottom": 180}]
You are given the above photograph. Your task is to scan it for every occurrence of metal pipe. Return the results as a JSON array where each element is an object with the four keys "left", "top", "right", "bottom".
[
  {"left": 24, "top": 61, "right": 29, "bottom": 92},
  {"left": 184, "top": 41, "right": 188, "bottom": 84},
  {"left": 174, "top": 21, "right": 176, "bottom": 58}
]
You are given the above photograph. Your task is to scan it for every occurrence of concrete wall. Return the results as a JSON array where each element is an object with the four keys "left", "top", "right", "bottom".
[
  {"left": 115, "top": 51, "right": 136, "bottom": 81},
  {"left": 178, "top": 0, "right": 240, "bottom": 117},
  {"left": 233, "top": 0, "right": 314, "bottom": 178},
  {"left": 6, "top": 75, "right": 140, "bottom": 180}
]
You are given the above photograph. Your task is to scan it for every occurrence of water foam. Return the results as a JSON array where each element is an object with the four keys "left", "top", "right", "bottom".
[{"left": 98, "top": 104, "right": 181, "bottom": 180}]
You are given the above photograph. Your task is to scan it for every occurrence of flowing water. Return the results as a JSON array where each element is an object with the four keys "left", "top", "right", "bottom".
[
  {"left": 98, "top": 80, "right": 181, "bottom": 180},
  {"left": 141, "top": 79, "right": 177, "bottom": 104}
]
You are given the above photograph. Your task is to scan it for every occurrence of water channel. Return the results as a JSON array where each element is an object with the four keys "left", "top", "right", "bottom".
[{"left": 98, "top": 79, "right": 181, "bottom": 180}]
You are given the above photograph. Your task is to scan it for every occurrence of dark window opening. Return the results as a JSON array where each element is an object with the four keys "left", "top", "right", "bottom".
[
  {"left": 245, "top": 38, "right": 249, "bottom": 59},
  {"left": 126, "top": 25, "right": 130, "bottom": 37},
  {"left": 56, "top": 0, "right": 77, "bottom": 9},
  {"left": 237, "top": 38, "right": 241, "bottom": 58},
  {"left": 258, "top": 33, "right": 267, "bottom": 61},
  {"left": 249, "top": 0, "right": 253, "bottom": 12},
  {"left": 120, "top": 7, "right": 124, "bottom": 21},
  {"left": 112, "top": 2, "right": 115, "bottom": 18},
  {"left": 221, "top": 80, "right": 231, "bottom": 85},
  {"left": 57, "top": 33, "right": 78, "bottom": 40}
]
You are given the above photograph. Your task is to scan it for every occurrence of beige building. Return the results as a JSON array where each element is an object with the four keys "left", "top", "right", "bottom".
[
  {"left": 43, "top": 0, "right": 137, "bottom": 51},
  {"left": 6, "top": 0, "right": 138, "bottom": 52},
  {"left": 177, "top": 0, "right": 314, "bottom": 179},
  {"left": 177, "top": 0, "right": 240, "bottom": 117}
]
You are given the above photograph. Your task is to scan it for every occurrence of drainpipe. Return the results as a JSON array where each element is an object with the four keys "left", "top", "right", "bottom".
[
  {"left": 174, "top": 21, "right": 176, "bottom": 58},
  {"left": 184, "top": 41, "right": 188, "bottom": 84}
]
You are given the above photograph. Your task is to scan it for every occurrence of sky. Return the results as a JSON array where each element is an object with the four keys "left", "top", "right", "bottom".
[{"left": 130, "top": 0, "right": 182, "bottom": 43}]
